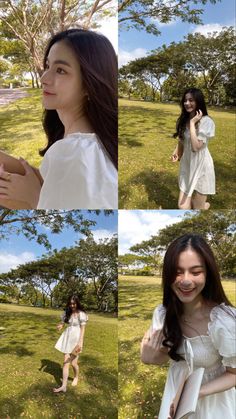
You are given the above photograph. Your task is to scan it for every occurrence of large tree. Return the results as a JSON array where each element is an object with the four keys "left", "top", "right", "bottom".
[
  {"left": 118, "top": 0, "right": 220, "bottom": 36},
  {"left": 0, "top": 209, "right": 112, "bottom": 249},
  {"left": 0, "top": 0, "right": 116, "bottom": 84}
]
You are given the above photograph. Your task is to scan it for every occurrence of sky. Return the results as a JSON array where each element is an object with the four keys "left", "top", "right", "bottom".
[
  {"left": 0, "top": 211, "right": 117, "bottom": 273},
  {"left": 118, "top": 210, "right": 189, "bottom": 254},
  {"left": 119, "top": 0, "right": 235, "bottom": 66}
]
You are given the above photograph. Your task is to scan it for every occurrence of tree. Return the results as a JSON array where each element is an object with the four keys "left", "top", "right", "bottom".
[
  {"left": 0, "top": 209, "right": 112, "bottom": 249},
  {"left": 184, "top": 27, "right": 236, "bottom": 104},
  {"left": 131, "top": 211, "right": 236, "bottom": 278},
  {"left": 0, "top": 0, "right": 116, "bottom": 83},
  {"left": 118, "top": 0, "right": 220, "bottom": 36}
]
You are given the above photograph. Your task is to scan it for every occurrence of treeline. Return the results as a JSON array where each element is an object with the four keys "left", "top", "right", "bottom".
[
  {"left": 119, "top": 27, "right": 236, "bottom": 106},
  {"left": 0, "top": 235, "right": 118, "bottom": 313},
  {"left": 119, "top": 211, "right": 236, "bottom": 278}
]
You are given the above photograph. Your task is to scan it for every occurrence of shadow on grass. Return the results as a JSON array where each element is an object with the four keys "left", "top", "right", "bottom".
[
  {"left": 0, "top": 354, "right": 117, "bottom": 419},
  {"left": 0, "top": 345, "right": 35, "bottom": 356},
  {"left": 39, "top": 359, "right": 62, "bottom": 385},
  {"left": 212, "top": 159, "right": 236, "bottom": 209},
  {"left": 119, "top": 168, "right": 178, "bottom": 209},
  {"left": 119, "top": 106, "right": 174, "bottom": 148}
]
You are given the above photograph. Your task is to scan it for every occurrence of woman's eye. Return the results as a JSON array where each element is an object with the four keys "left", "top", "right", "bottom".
[
  {"left": 57, "top": 67, "right": 66, "bottom": 74},
  {"left": 192, "top": 271, "right": 201, "bottom": 276}
]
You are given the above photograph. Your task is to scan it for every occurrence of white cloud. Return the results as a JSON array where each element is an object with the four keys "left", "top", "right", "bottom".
[
  {"left": 96, "top": 14, "right": 118, "bottom": 53},
  {"left": 118, "top": 48, "right": 147, "bottom": 67},
  {"left": 0, "top": 251, "right": 35, "bottom": 274},
  {"left": 92, "top": 229, "right": 115, "bottom": 243},
  {"left": 118, "top": 210, "right": 184, "bottom": 254},
  {"left": 192, "top": 23, "right": 226, "bottom": 36}
]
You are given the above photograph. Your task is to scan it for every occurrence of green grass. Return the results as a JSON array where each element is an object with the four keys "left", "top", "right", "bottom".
[
  {"left": 0, "top": 89, "right": 46, "bottom": 167},
  {"left": 119, "top": 99, "right": 236, "bottom": 209},
  {"left": 0, "top": 304, "right": 117, "bottom": 418},
  {"left": 118, "top": 275, "right": 236, "bottom": 419}
]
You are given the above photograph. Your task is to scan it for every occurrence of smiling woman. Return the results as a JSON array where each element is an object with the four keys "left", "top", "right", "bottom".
[
  {"left": 0, "top": 28, "right": 118, "bottom": 210},
  {"left": 141, "top": 233, "right": 236, "bottom": 419}
]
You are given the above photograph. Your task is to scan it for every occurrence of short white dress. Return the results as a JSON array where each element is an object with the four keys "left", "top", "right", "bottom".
[
  {"left": 55, "top": 311, "right": 88, "bottom": 354},
  {"left": 179, "top": 116, "right": 215, "bottom": 197},
  {"left": 37, "top": 132, "right": 118, "bottom": 209},
  {"left": 151, "top": 303, "right": 236, "bottom": 419}
]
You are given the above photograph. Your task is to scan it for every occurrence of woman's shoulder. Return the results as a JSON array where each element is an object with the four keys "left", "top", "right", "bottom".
[
  {"left": 209, "top": 303, "right": 236, "bottom": 330},
  {"left": 152, "top": 304, "right": 166, "bottom": 329}
]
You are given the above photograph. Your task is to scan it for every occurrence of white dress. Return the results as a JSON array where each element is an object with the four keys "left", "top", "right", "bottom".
[
  {"left": 55, "top": 311, "right": 88, "bottom": 354},
  {"left": 37, "top": 132, "right": 118, "bottom": 209},
  {"left": 179, "top": 116, "right": 215, "bottom": 197},
  {"left": 151, "top": 303, "right": 236, "bottom": 419}
]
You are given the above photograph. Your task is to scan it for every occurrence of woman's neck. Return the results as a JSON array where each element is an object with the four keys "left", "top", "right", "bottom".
[
  {"left": 182, "top": 295, "right": 206, "bottom": 317},
  {"left": 57, "top": 109, "right": 93, "bottom": 137}
]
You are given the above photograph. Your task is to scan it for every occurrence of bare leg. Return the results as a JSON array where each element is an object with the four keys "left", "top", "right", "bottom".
[
  {"left": 53, "top": 354, "right": 71, "bottom": 393},
  {"left": 178, "top": 191, "right": 192, "bottom": 210},
  {"left": 192, "top": 192, "right": 209, "bottom": 209},
  {"left": 71, "top": 355, "right": 79, "bottom": 386}
]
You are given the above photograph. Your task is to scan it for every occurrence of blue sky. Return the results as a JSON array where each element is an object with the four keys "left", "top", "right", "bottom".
[
  {"left": 119, "top": 210, "right": 190, "bottom": 254},
  {"left": 119, "top": 0, "right": 235, "bottom": 66},
  {"left": 0, "top": 211, "right": 118, "bottom": 273}
]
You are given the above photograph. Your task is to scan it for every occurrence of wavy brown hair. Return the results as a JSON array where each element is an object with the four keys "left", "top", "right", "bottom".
[
  {"left": 40, "top": 28, "right": 118, "bottom": 169},
  {"left": 173, "top": 87, "right": 208, "bottom": 140},
  {"left": 64, "top": 295, "right": 85, "bottom": 323},
  {"left": 161, "top": 233, "right": 232, "bottom": 361}
]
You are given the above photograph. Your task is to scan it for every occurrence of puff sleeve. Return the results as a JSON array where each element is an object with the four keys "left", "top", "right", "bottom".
[
  {"left": 197, "top": 116, "right": 215, "bottom": 143},
  {"left": 151, "top": 304, "right": 166, "bottom": 332},
  {"left": 60, "top": 312, "right": 66, "bottom": 322},
  {"left": 79, "top": 311, "right": 88, "bottom": 326},
  {"left": 208, "top": 304, "right": 236, "bottom": 368}
]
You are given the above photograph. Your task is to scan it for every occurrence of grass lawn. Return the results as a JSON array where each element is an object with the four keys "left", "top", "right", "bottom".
[
  {"left": 118, "top": 275, "right": 236, "bottom": 418},
  {"left": 119, "top": 99, "right": 236, "bottom": 209},
  {"left": 0, "top": 89, "right": 46, "bottom": 167},
  {"left": 0, "top": 304, "right": 117, "bottom": 418}
]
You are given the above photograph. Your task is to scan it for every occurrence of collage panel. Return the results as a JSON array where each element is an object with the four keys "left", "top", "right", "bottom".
[
  {"left": 0, "top": 209, "right": 118, "bottom": 417},
  {"left": 118, "top": 209, "right": 236, "bottom": 418},
  {"left": 119, "top": 0, "right": 235, "bottom": 210},
  {"left": 0, "top": 1, "right": 118, "bottom": 210}
]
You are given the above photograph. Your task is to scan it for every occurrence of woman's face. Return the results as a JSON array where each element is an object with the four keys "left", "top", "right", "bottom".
[
  {"left": 41, "top": 41, "right": 86, "bottom": 112},
  {"left": 171, "top": 247, "right": 206, "bottom": 305},
  {"left": 69, "top": 299, "right": 77, "bottom": 311},
  {"left": 183, "top": 93, "right": 197, "bottom": 114}
]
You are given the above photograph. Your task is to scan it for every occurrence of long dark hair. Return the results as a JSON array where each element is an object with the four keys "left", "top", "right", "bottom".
[
  {"left": 64, "top": 294, "right": 85, "bottom": 323},
  {"left": 40, "top": 28, "right": 118, "bottom": 169},
  {"left": 162, "top": 233, "right": 232, "bottom": 361},
  {"left": 173, "top": 88, "right": 208, "bottom": 140}
]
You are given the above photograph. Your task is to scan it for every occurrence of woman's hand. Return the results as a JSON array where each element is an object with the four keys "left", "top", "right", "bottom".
[
  {"left": 171, "top": 152, "right": 179, "bottom": 162},
  {"left": 0, "top": 159, "right": 41, "bottom": 208},
  {"left": 57, "top": 323, "right": 64, "bottom": 331},
  {"left": 190, "top": 110, "right": 203, "bottom": 124},
  {"left": 73, "top": 344, "right": 82, "bottom": 354},
  {"left": 141, "top": 329, "right": 168, "bottom": 364},
  {"left": 167, "top": 401, "right": 175, "bottom": 419}
]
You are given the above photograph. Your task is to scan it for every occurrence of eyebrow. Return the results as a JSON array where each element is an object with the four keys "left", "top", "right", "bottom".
[
  {"left": 46, "top": 59, "right": 72, "bottom": 68},
  {"left": 177, "top": 265, "right": 205, "bottom": 270}
]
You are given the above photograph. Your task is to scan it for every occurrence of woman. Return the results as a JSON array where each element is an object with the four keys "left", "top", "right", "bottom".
[
  {"left": 54, "top": 295, "right": 88, "bottom": 393},
  {"left": 141, "top": 233, "right": 236, "bottom": 418},
  {"left": 0, "top": 28, "right": 117, "bottom": 209},
  {"left": 172, "top": 88, "right": 215, "bottom": 210}
]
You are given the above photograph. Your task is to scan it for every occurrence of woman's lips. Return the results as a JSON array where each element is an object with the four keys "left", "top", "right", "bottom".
[
  {"left": 178, "top": 288, "right": 195, "bottom": 295},
  {"left": 43, "top": 91, "right": 56, "bottom": 96}
]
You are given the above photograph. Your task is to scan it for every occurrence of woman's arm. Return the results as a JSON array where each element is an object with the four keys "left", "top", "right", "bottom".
[
  {"left": 141, "top": 329, "right": 169, "bottom": 365},
  {"left": 189, "top": 111, "right": 205, "bottom": 152},
  {"left": 199, "top": 367, "right": 236, "bottom": 398},
  {"left": 172, "top": 140, "right": 184, "bottom": 162}
]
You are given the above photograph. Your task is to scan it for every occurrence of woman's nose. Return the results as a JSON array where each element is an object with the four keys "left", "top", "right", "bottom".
[{"left": 41, "top": 70, "right": 52, "bottom": 85}]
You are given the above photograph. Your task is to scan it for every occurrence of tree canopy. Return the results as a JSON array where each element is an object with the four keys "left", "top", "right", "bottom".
[{"left": 118, "top": 0, "right": 220, "bottom": 36}]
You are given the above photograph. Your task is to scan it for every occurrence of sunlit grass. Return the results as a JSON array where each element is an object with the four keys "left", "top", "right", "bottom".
[
  {"left": 0, "top": 89, "right": 46, "bottom": 167},
  {"left": 119, "top": 99, "right": 236, "bottom": 209},
  {"left": 0, "top": 304, "right": 117, "bottom": 418}
]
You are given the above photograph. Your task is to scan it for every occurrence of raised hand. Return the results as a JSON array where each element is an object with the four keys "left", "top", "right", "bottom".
[{"left": 190, "top": 109, "right": 203, "bottom": 124}]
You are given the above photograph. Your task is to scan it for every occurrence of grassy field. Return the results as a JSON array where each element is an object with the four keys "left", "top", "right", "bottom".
[
  {"left": 0, "top": 304, "right": 117, "bottom": 418},
  {"left": 118, "top": 275, "right": 236, "bottom": 419},
  {"left": 0, "top": 89, "right": 45, "bottom": 167},
  {"left": 119, "top": 99, "right": 236, "bottom": 209}
]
